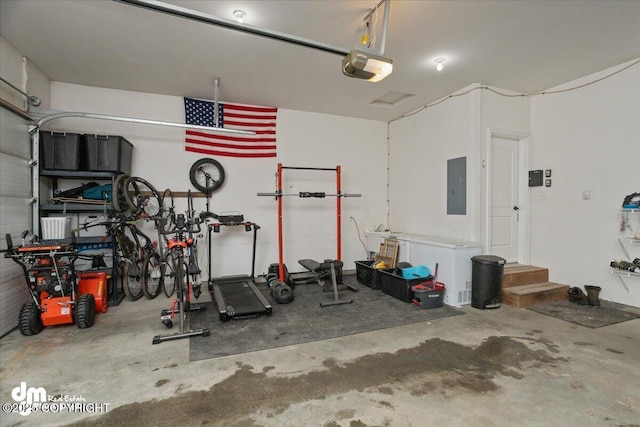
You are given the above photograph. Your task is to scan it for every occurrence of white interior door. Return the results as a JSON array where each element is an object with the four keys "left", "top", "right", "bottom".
[{"left": 490, "top": 137, "right": 519, "bottom": 262}]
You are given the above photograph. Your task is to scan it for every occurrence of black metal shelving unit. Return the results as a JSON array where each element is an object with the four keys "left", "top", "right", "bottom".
[{"left": 39, "top": 170, "right": 124, "bottom": 306}]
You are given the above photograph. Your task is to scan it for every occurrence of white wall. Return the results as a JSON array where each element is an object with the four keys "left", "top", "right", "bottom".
[
  {"left": 48, "top": 82, "right": 387, "bottom": 276},
  {"left": 387, "top": 85, "right": 480, "bottom": 242},
  {"left": 530, "top": 59, "right": 640, "bottom": 307}
]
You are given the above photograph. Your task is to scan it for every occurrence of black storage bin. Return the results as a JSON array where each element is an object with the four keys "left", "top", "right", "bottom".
[
  {"left": 84, "top": 135, "right": 133, "bottom": 174},
  {"left": 378, "top": 269, "right": 427, "bottom": 303},
  {"left": 355, "top": 261, "right": 392, "bottom": 290},
  {"left": 355, "top": 261, "right": 374, "bottom": 286},
  {"left": 40, "top": 131, "right": 85, "bottom": 171},
  {"left": 471, "top": 255, "right": 506, "bottom": 309}
]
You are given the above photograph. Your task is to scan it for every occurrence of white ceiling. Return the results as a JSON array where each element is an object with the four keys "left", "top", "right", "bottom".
[{"left": 1, "top": 0, "right": 639, "bottom": 122}]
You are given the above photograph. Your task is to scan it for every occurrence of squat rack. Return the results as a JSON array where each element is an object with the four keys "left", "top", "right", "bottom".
[{"left": 258, "top": 163, "right": 361, "bottom": 282}]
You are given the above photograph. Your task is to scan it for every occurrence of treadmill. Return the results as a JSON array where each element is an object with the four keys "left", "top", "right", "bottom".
[{"left": 205, "top": 214, "right": 272, "bottom": 321}]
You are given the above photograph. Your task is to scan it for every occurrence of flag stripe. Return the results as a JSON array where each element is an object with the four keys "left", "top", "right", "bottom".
[
  {"left": 186, "top": 146, "right": 276, "bottom": 158},
  {"left": 186, "top": 142, "right": 275, "bottom": 153},
  {"left": 224, "top": 112, "right": 277, "bottom": 120},
  {"left": 186, "top": 130, "right": 275, "bottom": 143},
  {"left": 224, "top": 119, "right": 276, "bottom": 128},
  {"left": 184, "top": 97, "right": 277, "bottom": 158},
  {"left": 186, "top": 137, "right": 276, "bottom": 150},
  {"left": 221, "top": 104, "right": 277, "bottom": 113}
]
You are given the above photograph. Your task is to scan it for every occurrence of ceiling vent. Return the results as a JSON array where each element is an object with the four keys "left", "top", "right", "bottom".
[{"left": 370, "top": 91, "right": 414, "bottom": 107}]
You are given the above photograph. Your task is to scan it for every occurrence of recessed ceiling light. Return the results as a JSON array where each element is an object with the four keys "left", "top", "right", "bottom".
[
  {"left": 435, "top": 58, "right": 445, "bottom": 71},
  {"left": 233, "top": 10, "right": 246, "bottom": 23}
]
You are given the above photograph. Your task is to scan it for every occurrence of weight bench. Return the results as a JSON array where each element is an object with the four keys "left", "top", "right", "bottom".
[{"left": 298, "top": 259, "right": 357, "bottom": 307}]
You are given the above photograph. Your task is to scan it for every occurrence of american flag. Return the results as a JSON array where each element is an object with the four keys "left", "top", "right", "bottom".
[{"left": 184, "top": 97, "right": 277, "bottom": 158}]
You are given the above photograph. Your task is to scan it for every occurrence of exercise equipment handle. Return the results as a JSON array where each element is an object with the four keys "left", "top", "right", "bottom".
[
  {"left": 300, "top": 192, "right": 325, "bottom": 198},
  {"left": 159, "top": 215, "right": 201, "bottom": 235}
]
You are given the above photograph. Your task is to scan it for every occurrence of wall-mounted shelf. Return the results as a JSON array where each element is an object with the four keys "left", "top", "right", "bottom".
[
  {"left": 40, "top": 170, "right": 120, "bottom": 179},
  {"left": 612, "top": 234, "right": 640, "bottom": 291},
  {"left": 611, "top": 269, "right": 640, "bottom": 279},
  {"left": 41, "top": 203, "right": 114, "bottom": 213},
  {"left": 39, "top": 170, "right": 117, "bottom": 215}
]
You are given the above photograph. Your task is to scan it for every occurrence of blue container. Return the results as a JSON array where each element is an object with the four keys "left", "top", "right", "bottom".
[{"left": 401, "top": 265, "right": 432, "bottom": 280}]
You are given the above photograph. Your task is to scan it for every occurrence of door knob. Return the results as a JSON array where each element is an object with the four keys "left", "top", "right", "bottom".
[{"left": 513, "top": 206, "right": 519, "bottom": 211}]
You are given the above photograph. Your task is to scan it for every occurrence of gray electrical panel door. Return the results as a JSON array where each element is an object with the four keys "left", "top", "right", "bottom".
[{"left": 447, "top": 156, "right": 466, "bottom": 215}]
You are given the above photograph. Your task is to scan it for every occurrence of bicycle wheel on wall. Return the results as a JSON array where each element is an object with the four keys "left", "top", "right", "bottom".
[
  {"left": 112, "top": 173, "right": 130, "bottom": 213},
  {"left": 160, "top": 188, "right": 175, "bottom": 226},
  {"left": 123, "top": 176, "right": 162, "bottom": 218},
  {"left": 189, "top": 158, "right": 225, "bottom": 194}
]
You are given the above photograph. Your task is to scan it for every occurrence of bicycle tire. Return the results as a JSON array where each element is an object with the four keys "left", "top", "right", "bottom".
[
  {"left": 189, "top": 158, "right": 225, "bottom": 194},
  {"left": 162, "top": 257, "right": 176, "bottom": 297},
  {"left": 187, "top": 189, "right": 195, "bottom": 221},
  {"left": 112, "top": 173, "right": 130, "bottom": 213},
  {"left": 173, "top": 259, "right": 189, "bottom": 313},
  {"left": 117, "top": 260, "right": 129, "bottom": 301},
  {"left": 142, "top": 252, "right": 163, "bottom": 299},
  {"left": 122, "top": 259, "right": 144, "bottom": 301},
  {"left": 160, "top": 188, "right": 175, "bottom": 225},
  {"left": 179, "top": 261, "right": 190, "bottom": 312},
  {"left": 123, "top": 176, "right": 162, "bottom": 218}
]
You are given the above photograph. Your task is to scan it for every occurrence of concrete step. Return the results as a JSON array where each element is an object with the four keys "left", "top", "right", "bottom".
[
  {"left": 503, "top": 264, "right": 549, "bottom": 288},
  {"left": 501, "top": 282, "right": 569, "bottom": 309}
]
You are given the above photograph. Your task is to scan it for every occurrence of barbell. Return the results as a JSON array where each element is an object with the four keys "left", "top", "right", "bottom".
[{"left": 257, "top": 192, "right": 361, "bottom": 198}]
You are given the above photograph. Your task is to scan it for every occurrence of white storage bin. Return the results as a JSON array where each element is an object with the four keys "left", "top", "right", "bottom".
[{"left": 41, "top": 217, "right": 71, "bottom": 240}]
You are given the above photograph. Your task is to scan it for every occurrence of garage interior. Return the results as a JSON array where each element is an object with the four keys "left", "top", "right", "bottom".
[{"left": 1, "top": 1, "right": 639, "bottom": 426}]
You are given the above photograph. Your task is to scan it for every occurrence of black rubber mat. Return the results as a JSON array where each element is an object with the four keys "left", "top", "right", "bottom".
[
  {"left": 527, "top": 300, "right": 640, "bottom": 328},
  {"left": 189, "top": 274, "right": 464, "bottom": 361}
]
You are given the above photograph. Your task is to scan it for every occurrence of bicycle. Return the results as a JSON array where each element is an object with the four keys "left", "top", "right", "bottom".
[
  {"left": 153, "top": 213, "right": 209, "bottom": 344},
  {"left": 158, "top": 188, "right": 176, "bottom": 297},
  {"left": 80, "top": 214, "right": 163, "bottom": 301},
  {"left": 184, "top": 190, "right": 203, "bottom": 300}
]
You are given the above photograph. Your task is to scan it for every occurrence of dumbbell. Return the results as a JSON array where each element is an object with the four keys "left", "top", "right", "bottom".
[{"left": 265, "top": 273, "right": 294, "bottom": 304}]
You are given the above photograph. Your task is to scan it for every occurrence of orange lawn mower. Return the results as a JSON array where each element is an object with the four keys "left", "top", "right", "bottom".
[{"left": 3, "top": 232, "right": 107, "bottom": 336}]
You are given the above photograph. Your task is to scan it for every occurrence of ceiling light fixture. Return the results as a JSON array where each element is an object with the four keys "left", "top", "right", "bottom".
[
  {"left": 233, "top": 10, "right": 246, "bottom": 23},
  {"left": 435, "top": 58, "right": 445, "bottom": 71}
]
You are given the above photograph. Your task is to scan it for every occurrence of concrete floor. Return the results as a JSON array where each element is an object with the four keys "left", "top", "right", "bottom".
[{"left": 1, "top": 286, "right": 639, "bottom": 427}]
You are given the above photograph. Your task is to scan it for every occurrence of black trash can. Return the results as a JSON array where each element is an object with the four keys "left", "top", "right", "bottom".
[{"left": 471, "top": 255, "right": 506, "bottom": 309}]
